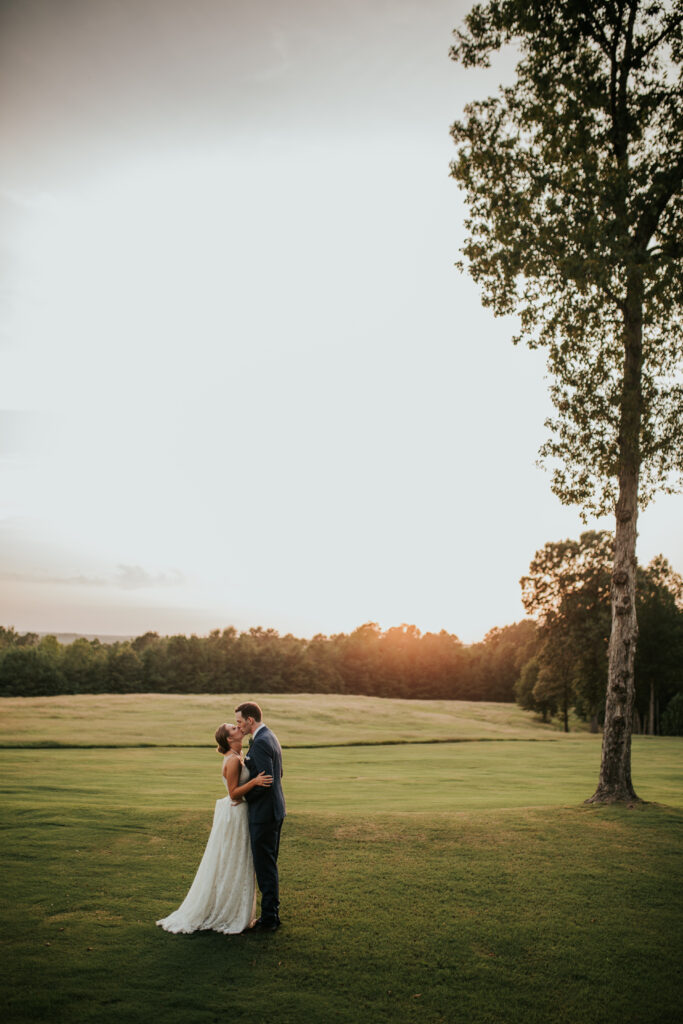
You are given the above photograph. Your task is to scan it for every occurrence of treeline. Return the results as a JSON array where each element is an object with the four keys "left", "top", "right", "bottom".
[{"left": 0, "top": 620, "right": 537, "bottom": 703}]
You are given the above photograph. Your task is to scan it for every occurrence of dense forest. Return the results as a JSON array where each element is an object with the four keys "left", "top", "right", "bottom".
[
  {"left": 2, "top": 534, "right": 681, "bottom": 733},
  {"left": 0, "top": 619, "right": 537, "bottom": 704}
]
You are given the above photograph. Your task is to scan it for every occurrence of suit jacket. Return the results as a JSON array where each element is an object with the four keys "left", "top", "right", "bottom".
[{"left": 243, "top": 725, "right": 285, "bottom": 824}]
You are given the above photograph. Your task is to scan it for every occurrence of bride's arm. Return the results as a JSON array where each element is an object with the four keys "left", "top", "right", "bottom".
[{"left": 224, "top": 756, "right": 273, "bottom": 803}]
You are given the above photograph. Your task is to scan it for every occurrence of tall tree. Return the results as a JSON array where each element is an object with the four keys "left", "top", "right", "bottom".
[
  {"left": 520, "top": 531, "right": 612, "bottom": 731},
  {"left": 524, "top": 532, "right": 612, "bottom": 727},
  {"left": 450, "top": 1, "right": 683, "bottom": 802},
  {"left": 534, "top": 630, "right": 576, "bottom": 732}
]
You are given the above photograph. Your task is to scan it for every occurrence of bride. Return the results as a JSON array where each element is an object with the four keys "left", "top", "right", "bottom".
[{"left": 156, "top": 722, "right": 273, "bottom": 934}]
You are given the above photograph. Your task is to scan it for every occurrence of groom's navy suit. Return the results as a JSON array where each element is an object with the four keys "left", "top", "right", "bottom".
[{"left": 243, "top": 724, "right": 285, "bottom": 925}]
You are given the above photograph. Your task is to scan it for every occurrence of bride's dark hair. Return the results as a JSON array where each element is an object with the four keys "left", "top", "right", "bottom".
[{"left": 215, "top": 723, "right": 234, "bottom": 754}]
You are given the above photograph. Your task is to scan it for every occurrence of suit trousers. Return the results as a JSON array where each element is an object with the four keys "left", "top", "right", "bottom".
[{"left": 249, "top": 817, "right": 283, "bottom": 923}]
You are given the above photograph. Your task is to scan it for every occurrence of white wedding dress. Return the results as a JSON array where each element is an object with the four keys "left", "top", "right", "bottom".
[{"left": 156, "top": 760, "right": 256, "bottom": 934}]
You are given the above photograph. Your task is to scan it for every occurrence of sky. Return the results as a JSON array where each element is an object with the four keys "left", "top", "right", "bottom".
[{"left": 1, "top": 0, "right": 681, "bottom": 643}]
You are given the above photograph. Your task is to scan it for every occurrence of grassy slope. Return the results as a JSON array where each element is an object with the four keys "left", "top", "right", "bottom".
[
  {"left": 2, "top": 695, "right": 682, "bottom": 1024},
  {"left": 0, "top": 692, "right": 582, "bottom": 747}
]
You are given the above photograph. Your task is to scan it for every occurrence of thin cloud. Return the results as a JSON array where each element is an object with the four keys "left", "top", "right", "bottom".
[
  {"left": 0, "top": 571, "right": 107, "bottom": 586},
  {"left": 114, "top": 565, "right": 186, "bottom": 590},
  {"left": 0, "top": 566, "right": 186, "bottom": 589}
]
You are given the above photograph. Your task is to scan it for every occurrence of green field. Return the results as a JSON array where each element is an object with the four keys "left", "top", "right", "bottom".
[
  {"left": 2, "top": 695, "right": 682, "bottom": 1024},
  {"left": 0, "top": 692, "right": 580, "bottom": 748}
]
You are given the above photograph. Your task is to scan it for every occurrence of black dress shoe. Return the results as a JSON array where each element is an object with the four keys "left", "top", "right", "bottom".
[{"left": 247, "top": 917, "right": 280, "bottom": 932}]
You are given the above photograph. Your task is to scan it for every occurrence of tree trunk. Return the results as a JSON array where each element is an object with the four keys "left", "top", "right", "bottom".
[
  {"left": 590, "top": 713, "right": 599, "bottom": 734},
  {"left": 586, "top": 465, "right": 640, "bottom": 801},
  {"left": 648, "top": 678, "right": 655, "bottom": 736},
  {"left": 587, "top": 277, "right": 643, "bottom": 804}
]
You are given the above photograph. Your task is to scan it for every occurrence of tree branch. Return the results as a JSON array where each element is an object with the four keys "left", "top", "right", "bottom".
[
  {"left": 635, "top": 11, "right": 683, "bottom": 63},
  {"left": 634, "top": 150, "right": 683, "bottom": 249},
  {"left": 614, "top": 0, "right": 639, "bottom": 161},
  {"left": 582, "top": 6, "right": 616, "bottom": 58}
]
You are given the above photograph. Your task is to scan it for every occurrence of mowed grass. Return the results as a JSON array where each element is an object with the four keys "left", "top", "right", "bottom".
[
  {"left": 0, "top": 692, "right": 577, "bottom": 748},
  {"left": 2, "top": 737, "right": 681, "bottom": 814},
  {"left": 3, "top": 799, "right": 682, "bottom": 1024},
  {"left": 1, "top": 695, "right": 682, "bottom": 1024}
]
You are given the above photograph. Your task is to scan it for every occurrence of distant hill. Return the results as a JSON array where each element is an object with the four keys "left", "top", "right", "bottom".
[{"left": 38, "top": 632, "right": 134, "bottom": 645}]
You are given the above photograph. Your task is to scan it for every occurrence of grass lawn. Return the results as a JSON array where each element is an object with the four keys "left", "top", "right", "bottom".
[
  {"left": 2, "top": 736, "right": 681, "bottom": 814},
  {"left": 0, "top": 692, "right": 581, "bottom": 748},
  {"left": 1, "top": 695, "right": 682, "bottom": 1024}
]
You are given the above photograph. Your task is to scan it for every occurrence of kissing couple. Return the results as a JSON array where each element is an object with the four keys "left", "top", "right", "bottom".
[{"left": 157, "top": 701, "right": 285, "bottom": 934}]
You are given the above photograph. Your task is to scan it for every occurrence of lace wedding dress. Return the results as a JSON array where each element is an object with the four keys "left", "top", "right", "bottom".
[{"left": 156, "top": 760, "right": 256, "bottom": 934}]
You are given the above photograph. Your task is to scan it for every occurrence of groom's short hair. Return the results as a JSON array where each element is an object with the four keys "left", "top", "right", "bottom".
[{"left": 235, "top": 701, "right": 262, "bottom": 722}]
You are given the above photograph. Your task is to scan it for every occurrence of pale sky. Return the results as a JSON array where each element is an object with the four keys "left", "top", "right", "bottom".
[{"left": 1, "top": 0, "right": 681, "bottom": 642}]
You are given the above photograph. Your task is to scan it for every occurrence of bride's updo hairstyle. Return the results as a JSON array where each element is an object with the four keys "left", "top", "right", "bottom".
[{"left": 215, "top": 723, "right": 235, "bottom": 754}]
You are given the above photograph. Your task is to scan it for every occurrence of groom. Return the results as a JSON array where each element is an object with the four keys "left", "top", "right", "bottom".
[{"left": 234, "top": 701, "right": 285, "bottom": 932}]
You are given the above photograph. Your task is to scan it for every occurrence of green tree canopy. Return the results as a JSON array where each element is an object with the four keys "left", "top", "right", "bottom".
[{"left": 521, "top": 531, "right": 613, "bottom": 731}]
